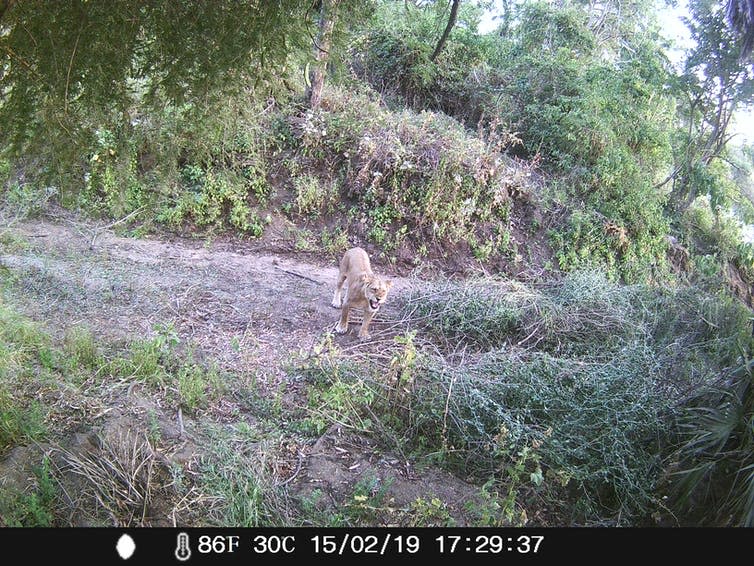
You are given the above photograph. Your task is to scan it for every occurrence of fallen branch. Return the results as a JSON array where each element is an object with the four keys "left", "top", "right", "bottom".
[
  {"left": 90, "top": 206, "right": 146, "bottom": 245},
  {"left": 274, "top": 264, "right": 323, "bottom": 285}
]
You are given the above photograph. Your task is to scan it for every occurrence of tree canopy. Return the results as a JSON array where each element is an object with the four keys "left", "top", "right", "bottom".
[{"left": 0, "top": 0, "right": 309, "bottom": 152}]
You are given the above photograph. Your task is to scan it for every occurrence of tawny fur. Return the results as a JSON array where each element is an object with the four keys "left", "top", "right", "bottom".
[{"left": 331, "top": 247, "right": 392, "bottom": 339}]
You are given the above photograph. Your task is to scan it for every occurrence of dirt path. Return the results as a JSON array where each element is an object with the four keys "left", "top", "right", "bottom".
[
  {"left": 1, "top": 216, "right": 482, "bottom": 526},
  {"left": 3, "top": 218, "right": 412, "bottom": 385}
]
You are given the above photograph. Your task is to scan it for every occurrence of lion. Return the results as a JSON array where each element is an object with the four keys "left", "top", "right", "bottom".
[{"left": 331, "top": 247, "right": 393, "bottom": 339}]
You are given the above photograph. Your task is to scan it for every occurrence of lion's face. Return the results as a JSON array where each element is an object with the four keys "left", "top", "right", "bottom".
[{"left": 362, "top": 276, "right": 393, "bottom": 312}]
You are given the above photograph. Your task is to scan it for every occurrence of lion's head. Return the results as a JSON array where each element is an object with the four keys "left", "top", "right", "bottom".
[{"left": 360, "top": 274, "right": 393, "bottom": 312}]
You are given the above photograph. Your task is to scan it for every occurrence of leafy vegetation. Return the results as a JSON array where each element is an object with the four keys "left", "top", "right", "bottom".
[
  {"left": 284, "top": 85, "right": 526, "bottom": 250},
  {"left": 2, "top": 0, "right": 754, "bottom": 526},
  {"left": 671, "top": 356, "right": 754, "bottom": 527},
  {"left": 302, "top": 270, "right": 753, "bottom": 524},
  {"left": 0, "top": 457, "right": 57, "bottom": 527}
]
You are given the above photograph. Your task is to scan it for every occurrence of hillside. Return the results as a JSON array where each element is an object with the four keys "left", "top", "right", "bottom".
[{"left": 2, "top": 0, "right": 754, "bottom": 528}]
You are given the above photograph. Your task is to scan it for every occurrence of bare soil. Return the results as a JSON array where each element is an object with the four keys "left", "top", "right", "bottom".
[{"left": 0, "top": 213, "right": 483, "bottom": 526}]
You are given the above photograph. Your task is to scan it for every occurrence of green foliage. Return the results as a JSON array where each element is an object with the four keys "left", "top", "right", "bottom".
[
  {"left": 291, "top": 173, "right": 339, "bottom": 216},
  {"left": 116, "top": 336, "right": 171, "bottom": 387},
  {"left": 0, "top": 457, "right": 58, "bottom": 527},
  {"left": 671, "top": 355, "right": 754, "bottom": 526},
  {"left": 305, "top": 371, "right": 376, "bottom": 435},
  {"left": 414, "top": 273, "right": 751, "bottom": 524},
  {"left": 550, "top": 206, "right": 670, "bottom": 283},
  {"left": 289, "top": 86, "right": 522, "bottom": 248},
  {"left": 107, "top": 323, "right": 224, "bottom": 410},
  {"left": 666, "top": 0, "right": 754, "bottom": 216},
  {"left": 354, "top": 0, "right": 676, "bottom": 281},
  {"left": 160, "top": 167, "right": 268, "bottom": 235},
  {"left": 406, "top": 278, "right": 524, "bottom": 349},
  {"left": 466, "top": 478, "right": 525, "bottom": 526},
  {"left": 407, "top": 496, "right": 456, "bottom": 527},
  {"left": 319, "top": 226, "right": 351, "bottom": 256},
  {"left": 63, "top": 326, "right": 102, "bottom": 371},
  {"left": 81, "top": 128, "right": 147, "bottom": 217},
  {"left": 342, "top": 474, "right": 395, "bottom": 525},
  {"left": 507, "top": 11, "right": 673, "bottom": 281},
  {"left": 418, "top": 348, "right": 674, "bottom": 523},
  {"left": 353, "top": 1, "right": 492, "bottom": 123},
  {"left": 682, "top": 196, "right": 754, "bottom": 284},
  {"left": 0, "top": 306, "right": 51, "bottom": 451},
  {"left": 197, "top": 427, "right": 292, "bottom": 526},
  {"left": 177, "top": 359, "right": 224, "bottom": 413},
  {"left": 0, "top": 389, "right": 47, "bottom": 453},
  {"left": 305, "top": 270, "right": 753, "bottom": 525},
  {"left": 0, "top": 0, "right": 309, "bottom": 161}
]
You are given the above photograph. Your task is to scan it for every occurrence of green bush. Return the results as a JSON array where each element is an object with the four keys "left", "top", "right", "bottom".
[
  {"left": 355, "top": 1, "right": 675, "bottom": 283},
  {"left": 353, "top": 1, "right": 493, "bottom": 124},
  {"left": 404, "top": 278, "right": 525, "bottom": 350},
  {"left": 288, "top": 86, "right": 524, "bottom": 248},
  {"left": 305, "top": 270, "right": 753, "bottom": 525},
  {"left": 682, "top": 197, "right": 754, "bottom": 286},
  {"left": 411, "top": 347, "right": 675, "bottom": 523},
  {"left": 671, "top": 357, "right": 754, "bottom": 526},
  {"left": 291, "top": 173, "right": 339, "bottom": 216},
  {"left": 159, "top": 167, "right": 267, "bottom": 235},
  {"left": 0, "top": 389, "right": 47, "bottom": 453},
  {"left": 0, "top": 457, "right": 57, "bottom": 526}
]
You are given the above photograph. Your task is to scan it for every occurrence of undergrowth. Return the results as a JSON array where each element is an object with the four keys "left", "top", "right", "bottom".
[
  {"left": 0, "top": 298, "right": 244, "bottom": 525},
  {"left": 0, "top": 457, "right": 57, "bottom": 527},
  {"left": 196, "top": 426, "right": 295, "bottom": 526},
  {"left": 302, "top": 270, "right": 754, "bottom": 525},
  {"left": 285, "top": 85, "right": 531, "bottom": 252}
]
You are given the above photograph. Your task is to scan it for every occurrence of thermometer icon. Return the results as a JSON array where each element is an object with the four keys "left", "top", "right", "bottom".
[{"left": 175, "top": 532, "right": 192, "bottom": 562}]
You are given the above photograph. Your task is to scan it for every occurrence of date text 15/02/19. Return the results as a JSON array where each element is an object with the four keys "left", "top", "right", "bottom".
[
  {"left": 311, "top": 534, "right": 421, "bottom": 555},
  {"left": 436, "top": 534, "right": 544, "bottom": 554}
]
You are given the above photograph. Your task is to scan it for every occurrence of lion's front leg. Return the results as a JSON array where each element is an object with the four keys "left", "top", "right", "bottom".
[
  {"left": 358, "top": 309, "right": 374, "bottom": 339},
  {"left": 331, "top": 273, "right": 347, "bottom": 308},
  {"left": 335, "top": 305, "right": 350, "bottom": 334}
]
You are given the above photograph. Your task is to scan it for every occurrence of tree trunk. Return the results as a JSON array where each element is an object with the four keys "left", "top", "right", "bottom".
[
  {"left": 430, "top": 0, "right": 461, "bottom": 62},
  {"left": 0, "top": 0, "right": 14, "bottom": 23},
  {"left": 726, "top": 0, "right": 754, "bottom": 58},
  {"left": 309, "top": 0, "right": 341, "bottom": 109}
]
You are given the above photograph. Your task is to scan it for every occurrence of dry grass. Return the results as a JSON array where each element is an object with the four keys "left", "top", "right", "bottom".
[{"left": 53, "top": 429, "right": 177, "bottom": 526}]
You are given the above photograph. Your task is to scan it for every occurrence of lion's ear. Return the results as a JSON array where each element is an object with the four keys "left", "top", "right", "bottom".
[
  {"left": 385, "top": 279, "right": 393, "bottom": 289},
  {"left": 358, "top": 273, "right": 369, "bottom": 284}
]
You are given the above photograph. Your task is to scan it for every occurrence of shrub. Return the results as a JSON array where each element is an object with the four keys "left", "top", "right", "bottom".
[
  {"left": 0, "top": 457, "right": 58, "bottom": 526},
  {"left": 403, "top": 278, "right": 526, "bottom": 350},
  {"left": 288, "top": 86, "right": 527, "bottom": 248},
  {"left": 159, "top": 167, "right": 267, "bottom": 235},
  {"left": 411, "top": 346, "right": 675, "bottom": 524},
  {"left": 355, "top": 1, "right": 675, "bottom": 283},
  {"left": 352, "top": 1, "right": 493, "bottom": 125},
  {"left": 671, "top": 357, "right": 754, "bottom": 526},
  {"left": 304, "top": 271, "right": 753, "bottom": 525},
  {"left": 292, "top": 173, "right": 338, "bottom": 216}
]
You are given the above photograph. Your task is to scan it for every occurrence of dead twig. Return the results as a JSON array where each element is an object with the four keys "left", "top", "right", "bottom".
[
  {"left": 90, "top": 206, "right": 146, "bottom": 246},
  {"left": 274, "top": 264, "right": 323, "bottom": 285},
  {"left": 274, "top": 450, "right": 305, "bottom": 487}
]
